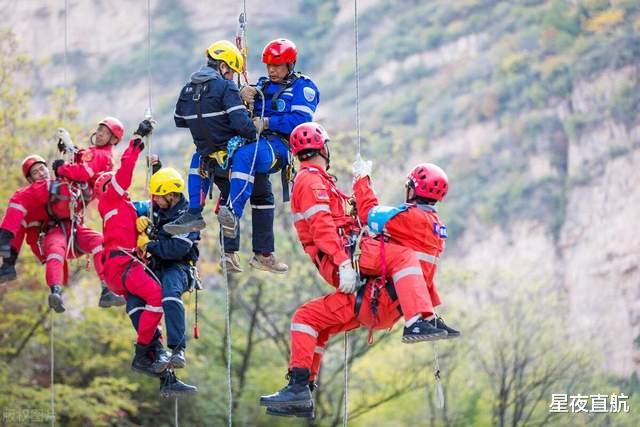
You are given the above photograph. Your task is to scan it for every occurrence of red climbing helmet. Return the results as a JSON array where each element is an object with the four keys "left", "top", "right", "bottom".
[
  {"left": 407, "top": 163, "right": 449, "bottom": 201},
  {"left": 290, "top": 122, "right": 330, "bottom": 156},
  {"left": 262, "top": 38, "right": 298, "bottom": 65},
  {"left": 98, "top": 116, "right": 125, "bottom": 143},
  {"left": 21, "top": 154, "right": 47, "bottom": 180},
  {"left": 94, "top": 172, "right": 114, "bottom": 198}
]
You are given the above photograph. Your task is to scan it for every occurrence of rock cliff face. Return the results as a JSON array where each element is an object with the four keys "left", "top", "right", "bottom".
[
  {"left": 4, "top": 0, "right": 639, "bottom": 375},
  {"left": 559, "top": 66, "right": 640, "bottom": 374}
]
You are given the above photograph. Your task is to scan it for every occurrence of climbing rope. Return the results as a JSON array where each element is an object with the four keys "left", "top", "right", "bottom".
[
  {"left": 353, "top": 0, "right": 361, "bottom": 157},
  {"left": 343, "top": 331, "right": 350, "bottom": 427},
  {"left": 49, "top": 311, "right": 55, "bottom": 426},
  {"left": 219, "top": 232, "right": 233, "bottom": 427},
  {"left": 144, "top": 0, "right": 154, "bottom": 219},
  {"left": 340, "top": 2, "right": 364, "bottom": 425},
  {"left": 62, "top": 0, "right": 68, "bottom": 127},
  {"left": 49, "top": 1, "right": 71, "bottom": 424}
]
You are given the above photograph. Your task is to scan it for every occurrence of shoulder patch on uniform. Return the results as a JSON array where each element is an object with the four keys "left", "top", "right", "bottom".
[
  {"left": 311, "top": 185, "right": 329, "bottom": 201},
  {"left": 303, "top": 87, "right": 316, "bottom": 102},
  {"left": 82, "top": 151, "right": 94, "bottom": 162},
  {"left": 433, "top": 222, "right": 448, "bottom": 239}
]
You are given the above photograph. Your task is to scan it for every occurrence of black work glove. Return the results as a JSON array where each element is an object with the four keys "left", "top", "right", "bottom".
[
  {"left": 131, "top": 137, "right": 145, "bottom": 151},
  {"left": 57, "top": 140, "right": 67, "bottom": 154},
  {"left": 52, "top": 159, "right": 65, "bottom": 177},
  {"left": 134, "top": 119, "right": 154, "bottom": 138}
]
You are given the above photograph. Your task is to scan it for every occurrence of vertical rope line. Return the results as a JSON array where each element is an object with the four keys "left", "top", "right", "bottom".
[
  {"left": 343, "top": 3, "right": 361, "bottom": 425},
  {"left": 220, "top": 233, "right": 233, "bottom": 427},
  {"left": 353, "top": 0, "right": 361, "bottom": 157},
  {"left": 146, "top": 0, "right": 152, "bottom": 109},
  {"left": 343, "top": 331, "right": 349, "bottom": 427},
  {"left": 145, "top": 0, "right": 154, "bottom": 218},
  {"left": 49, "top": 311, "right": 55, "bottom": 426},
  {"left": 174, "top": 397, "right": 179, "bottom": 426},
  {"left": 62, "top": 0, "right": 68, "bottom": 126}
]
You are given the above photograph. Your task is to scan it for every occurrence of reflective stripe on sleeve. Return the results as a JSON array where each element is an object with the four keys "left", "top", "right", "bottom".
[
  {"left": 291, "top": 105, "right": 315, "bottom": 116},
  {"left": 230, "top": 172, "right": 255, "bottom": 183},
  {"left": 292, "top": 204, "right": 330, "bottom": 222},
  {"left": 8, "top": 203, "right": 27, "bottom": 214}
]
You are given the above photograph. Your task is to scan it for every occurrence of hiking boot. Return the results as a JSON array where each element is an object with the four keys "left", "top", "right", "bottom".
[
  {"left": 98, "top": 285, "right": 126, "bottom": 308},
  {"left": 260, "top": 368, "right": 312, "bottom": 408},
  {"left": 0, "top": 228, "right": 14, "bottom": 258},
  {"left": 266, "top": 383, "right": 316, "bottom": 418},
  {"left": 159, "top": 371, "right": 198, "bottom": 397},
  {"left": 0, "top": 263, "right": 16, "bottom": 283},
  {"left": 169, "top": 348, "right": 186, "bottom": 369},
  {"left": 217, "top": 206, "right": 238, "bottom": 239},
  {"left": 162, "top": 211, "right": 206, "bottom": 235},
  {"left": 266, "top": 401, "right": 315, "bottom": 418},
  {"left": 150, "top": 340, "right": 172, "bottom": 373},
  {"left": 131, "top": 343, "right": 162, "bottom": 377},
  {"left": 48, "top": 285, "right": 66, "bottom": 313},
  {"left": 221, "top": 252, "right": 243, "bottom": 273},
  {"left": 0, "top": 248, "right": 18, "bottom": 284},
  {"left": 402, "top": 317, "right": 447, "bottom": 343},
  {"left": 249, "top": 253, "right": 288, "bottom": 275},
  {"left": 434, "top": 316, "right": 461, "bottom": 338}
]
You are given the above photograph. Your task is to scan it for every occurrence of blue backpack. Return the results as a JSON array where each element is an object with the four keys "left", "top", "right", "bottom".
[{"left": 367, "top": 204, "right": 409, "bottom": 234}]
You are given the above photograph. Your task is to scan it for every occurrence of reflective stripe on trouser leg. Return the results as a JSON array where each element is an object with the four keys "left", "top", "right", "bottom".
[
  {"left": 289, "top": 293, "right": 360, "bottom": 371},
  {"left": 213, "top": 175, "right": 240, "bottom": 252},
  {"left": 251, "top": 174, "right": 275, "bottom": 253},
  {"left": 358, "top": 238, "right": 434, "bottom": 322},
  {"left": 43, "top": 226, "right": 67, "bottom": 286},
  {"left": 389, "top": 259, "right": 434, "bottom": 321},
  {"left": 188, "top": 151, "right": 204, "bottom": 210},
  {"left": 160, "top": 265, "right": 188, "bottom": 349},
  {"left": 228, "top": 139, "right": 274, "bottom": 219},
  {"left": 310, "top": 332, "right": 329, "bottom": 382},
  {"left": 123, "top": 262, "right": 163, "bottom": 345}
]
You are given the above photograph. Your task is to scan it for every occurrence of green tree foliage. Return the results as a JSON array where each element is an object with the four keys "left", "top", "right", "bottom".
[{"left": 3, "top": 0, "right": 640, "bottom": 424}]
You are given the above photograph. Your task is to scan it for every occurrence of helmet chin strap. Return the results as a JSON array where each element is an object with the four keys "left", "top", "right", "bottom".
[{"left": 320, "top": 143, "right": 331, "bottom": 171}]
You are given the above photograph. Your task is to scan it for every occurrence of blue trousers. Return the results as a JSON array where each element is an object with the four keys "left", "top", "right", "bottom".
[
  {"left": 187, "top": 147, "right": 278, "bottom": 254},
  {"left": 228, "top": 136, "right": 289, "bottom": 219},
  {"left": 129, "top": 264, "right": 189, "bottom": 350}
]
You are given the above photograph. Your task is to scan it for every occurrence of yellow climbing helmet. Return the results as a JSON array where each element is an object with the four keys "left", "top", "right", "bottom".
[
  {"left": 149, "top": 168, "right": 185, "bottom": 196},
  {"left": 205, "top": 40, "right": 244, "bottom": 74}
]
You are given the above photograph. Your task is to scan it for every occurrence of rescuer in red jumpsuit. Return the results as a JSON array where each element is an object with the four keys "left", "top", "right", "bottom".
[
  {"left": 0, "top": 154, "right": 122, "bottom": 311},
  {"left": 52, "top": 116, "right": 124, "bottom": 192},
  {"left": 259, "top": 122, "right": 460, "bottom": 418},
  {"left": 94, "top": 120, "right": 197, "bottom": 396}
]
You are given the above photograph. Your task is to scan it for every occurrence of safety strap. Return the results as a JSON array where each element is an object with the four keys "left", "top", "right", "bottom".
[{"left": 260, "top": 73, "right": 300, "bottom": 110}]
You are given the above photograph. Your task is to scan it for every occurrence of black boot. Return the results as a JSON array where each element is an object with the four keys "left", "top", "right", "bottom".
[
  {"left": 150, "top": 340, "right": 172, "bottom": 374},
  {"left": 162, "top": 211, "right": 206, "bottom": 235},
  {"left": 402, "top": 317, "right": 447, "bottom": 343},
  {"left": 48, "top": 285, "right": 66, "bottom": 313},
  {"left": 259, "top": 368, "right": 313, "bottom": 408},
  {"left": 131, "top": 343, "right": 162, "bottom": 377},
  {"left": 0, "top": 248, "right": 18, "bottom": 284},
  {"left": 169, "top": 348, "right": 185, "bottom": 369},
  {"left": 0, "top": 228, "right": 14, "bottom": 258},
  {"left": 266, "top": 383, "right": 316, "bottom": 418},
  {"left": 159, "top": 370, "right": 198, "bottom": 397},
  {"left": 434, "top": 316, "right": 461, "bottom": 338},
  {"left": 98, "top": 283, "right": 126, "bottom": 308}
]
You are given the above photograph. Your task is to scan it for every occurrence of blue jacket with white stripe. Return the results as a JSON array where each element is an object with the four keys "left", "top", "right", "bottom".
[
  {"left": 134, "top": 196, "right": 199, "bottom": 264},
  {"left": 254, "top": 72, "right": 320, "bottom": 136},
  {"left": 175, "top": 65, "right": 256, "bottom": 156}
]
